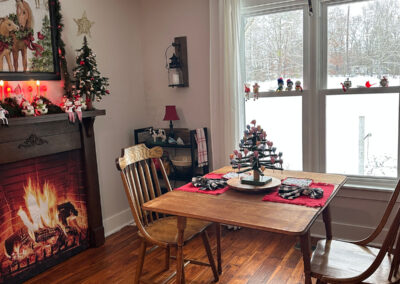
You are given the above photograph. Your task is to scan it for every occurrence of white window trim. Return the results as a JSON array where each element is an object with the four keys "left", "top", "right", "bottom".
[{"left": 241, "top": 0, "right": 400, "bottom": 189}]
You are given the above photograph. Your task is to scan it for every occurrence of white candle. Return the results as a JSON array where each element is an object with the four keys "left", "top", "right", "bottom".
[
  {"left": 172, "top": 73, "right": 180, "bottom": 85},
  {"left": 36, "top": 80, "right": 40, "bottom": 97}
]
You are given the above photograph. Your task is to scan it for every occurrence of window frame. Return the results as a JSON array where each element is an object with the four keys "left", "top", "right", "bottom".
[{"left": 241, "top": 0, "right": 400, "bottom": 189}]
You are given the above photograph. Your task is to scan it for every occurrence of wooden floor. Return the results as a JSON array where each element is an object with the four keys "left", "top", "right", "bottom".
[{"left": 26, "top": 225, "right": 309, "bottom": 284}]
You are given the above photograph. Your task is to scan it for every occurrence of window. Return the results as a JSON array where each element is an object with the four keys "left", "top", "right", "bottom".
[
  {"left": 244, "top": 10, "right": 303, "bottom": 92},
  {"left": 327, "top": 0, "right": 400, "bottom": 89},
  {"left": 246, "top": 97, "right": 303, "bottom": 170},
  {"left": 244, "top": 7, "right": 304, "bottom": 170},
  {"left": 241, "top": 0, "right": 400, "bottom": 185}
]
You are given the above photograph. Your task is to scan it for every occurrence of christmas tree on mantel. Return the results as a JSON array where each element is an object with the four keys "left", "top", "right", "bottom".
[{"left": 72, "top": 36, "right": 109, "bottom": 109}]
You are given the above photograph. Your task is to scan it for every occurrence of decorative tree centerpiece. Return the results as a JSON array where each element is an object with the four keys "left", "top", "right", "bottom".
[
  {"left": 230, "top": 120, "right": 283, "bottom": 186},
  {"left": 72, "top": 36, "right": 109, "bottom": 109}
]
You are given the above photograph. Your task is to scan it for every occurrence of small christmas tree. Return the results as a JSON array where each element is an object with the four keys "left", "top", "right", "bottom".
[
  {"left": 230, "top": 120, "right": 283, "bottom": 185},
  {"left": 30, "top": 15, "right": 53, "bottom": 72},
  {"left": 72, "top": 36, "right": 109, "bottom": 108}
]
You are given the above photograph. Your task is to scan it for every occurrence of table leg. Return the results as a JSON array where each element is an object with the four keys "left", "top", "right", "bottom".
[
  {"left": 176, "top": 216, "right": 186, "bottom": 284},
  {"left": 216, "top": 222, "right": 222, "bottom": 274},
  {"left": 322, "top": 204, "right": 333, "bottom": 240},
  {"left": 300, "top": 230, "right": 312, "bottom": 284}
]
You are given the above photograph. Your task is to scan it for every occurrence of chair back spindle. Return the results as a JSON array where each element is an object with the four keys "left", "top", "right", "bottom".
[{"left": 116, "top": 144, "right": 168, "bottom": 246}]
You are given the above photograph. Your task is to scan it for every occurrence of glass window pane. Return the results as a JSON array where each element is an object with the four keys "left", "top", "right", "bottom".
[
  {"left": 245, "top": 97, "right": 302, "bottom": 170},
  {"left": 245, "top": 10, "right": 303, "bottom": 92},
  {"left": 327, "top": 0, "right": 400, "bottom": 89},
  {"left": 326, "top": 94, "right": 399, "bottom": 177}
]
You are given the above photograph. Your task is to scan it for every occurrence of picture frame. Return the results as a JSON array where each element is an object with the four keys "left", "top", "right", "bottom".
[{"left": 0, "top": 0, "right": 61, "bottom": 81}]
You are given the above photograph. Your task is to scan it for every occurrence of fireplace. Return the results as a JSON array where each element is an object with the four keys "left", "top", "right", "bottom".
[{"left": 0, "top": 111, "right": 105, "bottom": 283}]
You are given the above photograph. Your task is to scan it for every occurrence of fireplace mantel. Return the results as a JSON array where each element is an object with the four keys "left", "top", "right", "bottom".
[
  {"left": 6, "top": 109, "right": 106, "bottom": 127},
  {"left": 0, "top": 110, "right": 106, "bottom": 248}
]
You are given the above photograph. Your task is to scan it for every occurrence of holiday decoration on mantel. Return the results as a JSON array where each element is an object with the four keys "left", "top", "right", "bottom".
[
  {"left": 230, "top": 119, "right": 283, "bottom": 186},
  {"left": 0, "top": 105, "right": 9, "bottom": 126},
  {"left": 74, "top": 11, "right": 95, "bottom": 37},
  {"left": 72, "top": 36, "right": 110, "bottom": 109}
]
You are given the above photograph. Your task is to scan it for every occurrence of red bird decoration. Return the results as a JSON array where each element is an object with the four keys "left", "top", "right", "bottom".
[
  {"left": 244, "top": 84, "right": 251, "bottom": 93},
  {"left": 37, "top": 32, "right": 45, "bottom": 40},
  {"left": 365, "top": 81, "right": 376, "bottom": 88}
]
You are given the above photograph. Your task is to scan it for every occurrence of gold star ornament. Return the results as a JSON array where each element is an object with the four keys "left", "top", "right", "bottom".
[{"left": 74, "top": 11, "right": 95, "bottom": 37}]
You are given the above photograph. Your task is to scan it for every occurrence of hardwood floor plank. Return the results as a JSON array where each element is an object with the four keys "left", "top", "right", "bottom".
[{"left": 25, "top": 225, "right": 308, "bottom": 284}]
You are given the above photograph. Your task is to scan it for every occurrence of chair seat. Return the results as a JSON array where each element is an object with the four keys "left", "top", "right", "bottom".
[
  {"left": 138, "top": 216, "right": 212, "bottom": 244},
  {"left": 311, "top": 240, "right": 400, "bottom": 283}
]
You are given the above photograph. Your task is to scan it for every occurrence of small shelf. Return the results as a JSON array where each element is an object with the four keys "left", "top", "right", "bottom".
[
  {"left": 145, "top": 142, "right": 191, "bottom": 149},
  {"left": 134, "top": 126, "right": 209, "bottom": 183}
]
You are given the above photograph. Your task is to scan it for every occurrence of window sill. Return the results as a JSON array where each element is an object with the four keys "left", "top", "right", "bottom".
[
  {"left": 320, "top": 86, "right": 400, "bottom": 96},
  {"left": 257, "top": 90, "right": 310, "bottom": 98}
]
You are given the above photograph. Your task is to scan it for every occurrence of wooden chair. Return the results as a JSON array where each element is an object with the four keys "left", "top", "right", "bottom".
[
  {"left": 310, "top": 180, "right": 400, "bottom": 283},
  {"left": 116, "top": 144, "right": 221, "bottom": 283}
]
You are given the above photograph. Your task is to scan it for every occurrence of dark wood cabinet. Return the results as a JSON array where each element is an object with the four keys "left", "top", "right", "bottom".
[{"left": 134, "top": 127, "right": 209, "bottom": 182}]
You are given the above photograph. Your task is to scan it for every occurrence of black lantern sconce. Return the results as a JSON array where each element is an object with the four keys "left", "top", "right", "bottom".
[{"left": 165, "top": 36, "right": 189, "bottom": 88}]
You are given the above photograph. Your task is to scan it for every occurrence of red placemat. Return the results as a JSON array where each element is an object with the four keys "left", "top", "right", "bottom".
[
  {"left": 174, "top": 173, "right": 229, "bottom": 195},
  {"left": 262, "top": 182, "right": 336, "bottom": 207}
]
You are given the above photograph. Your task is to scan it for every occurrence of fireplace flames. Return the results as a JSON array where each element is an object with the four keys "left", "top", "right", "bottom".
[{"left": 1, "top": 178, "right": 88, "bottom": 280}]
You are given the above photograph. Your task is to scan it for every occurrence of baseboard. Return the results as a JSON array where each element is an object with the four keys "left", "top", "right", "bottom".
[{"left": 103, "top": 208, "right": 135, "bottom": 237}]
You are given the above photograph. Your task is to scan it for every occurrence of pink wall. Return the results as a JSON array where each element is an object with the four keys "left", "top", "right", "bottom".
[{"left": 140, "top": 0, "right": 211, "bottom": 132}]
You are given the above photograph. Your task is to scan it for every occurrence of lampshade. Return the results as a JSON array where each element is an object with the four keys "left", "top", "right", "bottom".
[{"left": 163, "top": 105, "right": 180, "bottom": 121}]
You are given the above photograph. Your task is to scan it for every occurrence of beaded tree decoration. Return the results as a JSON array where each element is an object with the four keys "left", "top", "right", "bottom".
[{"left": 230, "top": 120, "right": 283, "bottom": 185}]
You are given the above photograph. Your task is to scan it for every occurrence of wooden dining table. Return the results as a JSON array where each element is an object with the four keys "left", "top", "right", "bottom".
[{"left": 142, "top": 166, "right": 347, "bottom": 284}]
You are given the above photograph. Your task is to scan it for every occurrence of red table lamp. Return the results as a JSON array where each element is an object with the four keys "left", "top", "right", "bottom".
[{"left": 163, "top": 105, "right": 180, "bottom": 139}]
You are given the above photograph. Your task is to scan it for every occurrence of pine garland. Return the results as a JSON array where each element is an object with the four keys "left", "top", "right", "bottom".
[
  {"left": 8, "top": 13, "right": 33, "bottom": 40},
  {"left": 52, "top": 0, "right": 72, "bottom": 98},
  {"left": 0, "top": 34, "right": 13, "bottom": 47}
]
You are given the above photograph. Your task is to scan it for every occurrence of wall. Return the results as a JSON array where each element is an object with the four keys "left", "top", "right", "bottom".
[
  {"left": 58, "top": 0, "right": 146, "bottom": 236},
  {"left": 139, "top": 0, "right": 211, "bottom": 136}
]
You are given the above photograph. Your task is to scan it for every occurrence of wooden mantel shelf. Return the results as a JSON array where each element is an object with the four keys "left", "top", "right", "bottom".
[{"left": 6, "top": 109, "right": 106, "bottom": 126}]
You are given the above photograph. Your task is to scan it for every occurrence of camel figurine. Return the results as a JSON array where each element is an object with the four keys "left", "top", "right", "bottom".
[
  {"left": 0, "top": 105, "right": 9, "bottom": 126},
  {"left": 0, "top": 17, "right": 19, "bottom": 71}
]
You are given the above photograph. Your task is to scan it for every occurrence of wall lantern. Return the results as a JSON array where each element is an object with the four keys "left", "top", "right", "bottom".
[{"left": 165, "top": 36, "right": 189, "bottom": 88}]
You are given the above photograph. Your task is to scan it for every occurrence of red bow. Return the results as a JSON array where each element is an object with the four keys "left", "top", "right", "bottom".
[
  {"left": 0, "top": 41, "right": 9, "bottom": 53},
  {"left": 24, "top": 35, "right": 44, "bottom": 57}
]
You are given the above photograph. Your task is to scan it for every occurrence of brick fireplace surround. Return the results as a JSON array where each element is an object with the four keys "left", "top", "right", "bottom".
[{"left": 0, "top": 110, "right": 105, "bottom": 283}]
